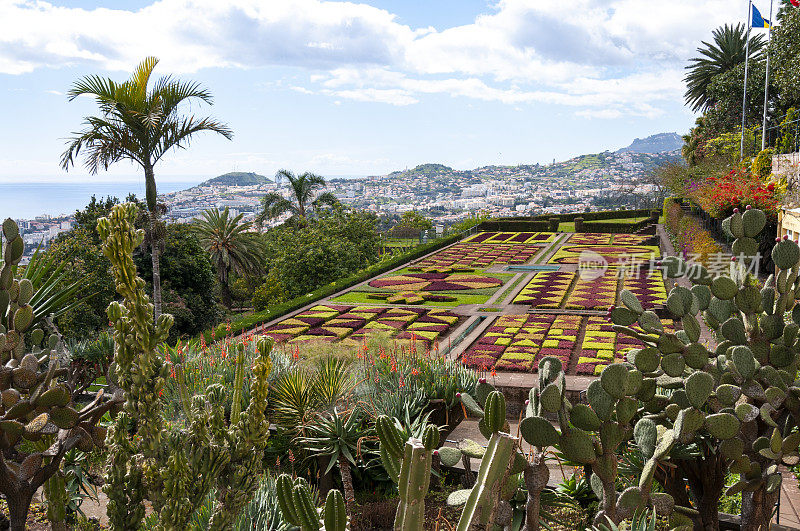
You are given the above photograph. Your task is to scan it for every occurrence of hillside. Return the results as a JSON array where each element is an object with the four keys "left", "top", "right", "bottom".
[
  {"left": 198, "top": 171, "right": 272, "bottom": 187},
  {"left": 617, "top": 132, "right": 682, "bottom": 154},
  {"left": 380, "top": 150, "right": 679, "bottom": 184}
]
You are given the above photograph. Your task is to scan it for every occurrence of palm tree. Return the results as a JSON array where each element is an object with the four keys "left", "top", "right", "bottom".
[
  {"left": 256, "top": 169, "right": 338, "bottom": 227},
  {"left": 61, "top": 57, "right": 233, "bottom": 319},
  {"left": 192, "top": 207, "right": 264, "bottom": 309},
  {"left": 684, "top": 23, "right": 766, "bottom": 112}
]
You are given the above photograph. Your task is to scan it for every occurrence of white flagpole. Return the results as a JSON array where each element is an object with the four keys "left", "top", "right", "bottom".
[
  {"left": 761, "top": 0, "right": 774, "bottom": 150},
  {"left": 741, "top": 0, "right": 753, "bottom": 160}
]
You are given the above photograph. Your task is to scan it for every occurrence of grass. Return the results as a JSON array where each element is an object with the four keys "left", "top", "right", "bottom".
[{"left": 329, "top": 290, "right": 490, "bottom": 307}]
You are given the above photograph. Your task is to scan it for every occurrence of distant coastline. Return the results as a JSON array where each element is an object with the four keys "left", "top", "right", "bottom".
[{"left": 0, "top": 181, "right": 200, "bottom": 220}]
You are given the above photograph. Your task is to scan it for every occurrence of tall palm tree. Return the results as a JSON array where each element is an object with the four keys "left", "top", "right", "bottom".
[
  {"left": 61, "top": 57, "right": 233, "bottom": 319},
  {"left": 192, "top": 207, "right": 264, "bottom": 309},
  {"left": 684, "top": 23, "right": 766, "bottom": 112},
  {"left": 256, "top": 169, "right": 339, "bottom": 227}
]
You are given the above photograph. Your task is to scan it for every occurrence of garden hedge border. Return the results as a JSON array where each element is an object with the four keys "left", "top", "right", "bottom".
[
  {"left": 579, "top": 217, "right": 653, "bottom": 234},
  {"left": 200, "top": 233, "right": 462, "bottom": 342},
  {"left": 531, "top": 208, "right": 652, "bottom": 222}
]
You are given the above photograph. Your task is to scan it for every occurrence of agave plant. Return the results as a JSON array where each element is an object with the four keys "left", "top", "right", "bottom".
[{"left": 299, "top": 407, "right": 367, "bottom": 518}]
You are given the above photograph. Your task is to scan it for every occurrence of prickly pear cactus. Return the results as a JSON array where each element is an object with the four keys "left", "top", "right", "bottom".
[
  {"left": 611, "top": 206, "right": 800, "bottom": 530},
  {"left": 525, "top": 356, "right": 674, "bottom": 528},
  {"left": 0, "top": 218, "right": 122, "bottom": 531},
  {"left": 98, "top": 204, "right": 274, "bottom": 530}
]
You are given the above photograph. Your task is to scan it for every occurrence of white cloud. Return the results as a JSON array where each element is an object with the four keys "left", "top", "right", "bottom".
[{"left": 0, "top": 0, "right": 746, "bottom": 117}]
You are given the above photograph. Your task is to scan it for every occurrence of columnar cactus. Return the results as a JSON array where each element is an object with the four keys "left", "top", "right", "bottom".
[
  {"left": 610, "top": 205, "right": 800, "bottom": 530},
  {"left": 276, "top": 474, "right": 347, "bottom": 531},
  {"left": 0, "top": 218, "right": 122, "bottom": 531},
  {"left": 376, "top": 415, "right": 439, "bottom": 530},
  {"left": 98, "top": 203, "right": 274, "bottom": 529}
]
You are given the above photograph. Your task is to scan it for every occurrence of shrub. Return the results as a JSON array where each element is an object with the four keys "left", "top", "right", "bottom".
[
  {"left": 252, "top": 274, "right": 285, "bottom": 312},
  {"left": 752, "top": 148, "right": 774, "bottom": 178}
]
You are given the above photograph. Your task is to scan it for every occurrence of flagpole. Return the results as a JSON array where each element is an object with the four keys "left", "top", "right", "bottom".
[
  {"left": 741, "top": 0, "right": 753, "bottom": 160},
  {"left": 761, "top": 0, "right": 774, "bottom": 150}
]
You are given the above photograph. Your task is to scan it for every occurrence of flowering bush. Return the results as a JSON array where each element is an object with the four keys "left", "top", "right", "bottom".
[{"left": 698, "top": 167, "right": 780, "bottom": 220}]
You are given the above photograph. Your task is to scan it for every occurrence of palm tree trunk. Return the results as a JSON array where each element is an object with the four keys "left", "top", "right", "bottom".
[
  {"left": 144, "top": 166, "right": 162, "bottom": 319},
  {"left": 338, "top": 456, "right": 356, "bottom": 519}
]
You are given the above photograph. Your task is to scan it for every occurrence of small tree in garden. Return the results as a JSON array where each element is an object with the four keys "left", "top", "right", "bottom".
[
  {"left": 98, "top": 203, "right": 273, "bottom": 529},
  {"left": 0, "top": 218, "right": 123, "bottom": 531}
]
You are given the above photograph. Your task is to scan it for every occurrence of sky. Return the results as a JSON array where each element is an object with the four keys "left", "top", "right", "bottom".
[{"left": 0, "top": 0, "right": 761, "bottom": 183}]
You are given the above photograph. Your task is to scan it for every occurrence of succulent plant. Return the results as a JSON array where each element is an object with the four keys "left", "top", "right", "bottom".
[
  {"left": 98, "top": 204, "right": 274, "bottom": 530},
  {"left": 0, "top": 218, "right": 123, "bottom": 531},
  {"left": 376, "top": 414, "right": 439, "bottom": 530},
  {"left": 609, "top": 206, "right": 800, "bottom": 529},
  {"left": 275, "top": 474, "right": 347, "bottom": 531}
]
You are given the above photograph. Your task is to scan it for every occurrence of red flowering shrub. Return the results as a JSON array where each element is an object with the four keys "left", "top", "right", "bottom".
[{"left": 698, "top": 168, "right": 779, "bottom": 220}]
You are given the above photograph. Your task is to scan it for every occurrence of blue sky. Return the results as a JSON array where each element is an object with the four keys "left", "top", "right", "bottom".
[{"left": 0, "top": 0, "right": 755, "bottom": 182}]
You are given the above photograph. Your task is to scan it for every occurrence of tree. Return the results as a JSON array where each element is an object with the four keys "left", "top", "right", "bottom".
[
  {"left": 391, "top": 210, "right": 433, "bottom": 237},
  {"left": 52, "top": 198, "right": 219, "bottom": 340},
  {"left": 134, "top": 223, "right": 220, "bottom": 340},
  {"left": 263, "top": 208, "right": 380, "bottom": 299},
  {"left": 704, "top": 61, "right": 773, "bottom": 139},
  {"left": 684, "top": 23, "right": 765, "bottom": 112},
  {"left": 60, "top": 56, "right": 233, "bottom": 320},
  {"left": 192, "top": 208, "right": 264, "bottom": 309},
  {"left": 770, "top": 5, "right": 800, "bottom": 113},
  {"left": 256, "top": 169, "right": 338, "bottom": 226}
]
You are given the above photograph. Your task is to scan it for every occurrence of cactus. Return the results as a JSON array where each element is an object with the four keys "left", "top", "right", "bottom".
[
  {"left": 455, "top": 430, "right": 518, "bottom": 531},
  {"left": 376, "top": 414, "right": 439, "bottom": 530},
  {"left": 608, "top": 206, "right": 800, "bottom": 530},
  {"left": 395, "top": 438, "right": 434, "bottom": 530},
  {"left": 98, "top": 204, "right": 274, "bottom": 530},
  {"left": 0, "top": 218, "right": 123, "bottom": 531},
  {"left": 275, "top": 474, "right": 347, "bottom": 531}
]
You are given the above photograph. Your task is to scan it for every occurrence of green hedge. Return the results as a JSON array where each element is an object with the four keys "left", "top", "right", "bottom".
[
  {"left": 475, "top": 209, "right": 654, "bottom": 229},
  {"left": 476, "top": 220, "right": 550, "bottom": 232},
  {"left": 531, "top": 208, "right": 652, "bottom": 222},
  {"left": 201, "top": 233, "right": 461, "bottom": 342},
  {"left": 579, "top": 218, "right": 653, "bottom": 234}
]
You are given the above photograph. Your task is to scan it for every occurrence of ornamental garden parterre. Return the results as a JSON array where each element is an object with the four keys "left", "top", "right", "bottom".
[{"left": 258, "top": 226, "right": 669, "bottom": 377}]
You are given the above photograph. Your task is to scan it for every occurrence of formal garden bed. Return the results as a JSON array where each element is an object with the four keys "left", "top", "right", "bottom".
[
  {"left": 548, "top": 244, "right": 660, "bottom": 266},
  {"left": 414, "top": 240, "right": 545, "bottom": 268},
  {"left": 511, "top": 269, "right": 666, "bottom": 311},
  {"left": 260, "top": 304, "right": 463, "bottom": 346},
  {"left": 460, "top": 313, "right": 677, "bottom": 375}
]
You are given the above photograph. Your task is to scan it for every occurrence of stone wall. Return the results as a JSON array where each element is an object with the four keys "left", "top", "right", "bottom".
[{"left": 773, "top": 152, "right": 800, "bottom": 185}]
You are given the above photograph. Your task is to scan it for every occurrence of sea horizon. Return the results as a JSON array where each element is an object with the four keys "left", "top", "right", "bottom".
[{"left": 0, "top": 180, "right": 201, "bottom": 220}]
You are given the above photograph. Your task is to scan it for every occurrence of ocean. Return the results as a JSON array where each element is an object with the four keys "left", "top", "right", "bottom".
[{"left": 0, "top": 180, "right": 199, "bottom": 220}]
